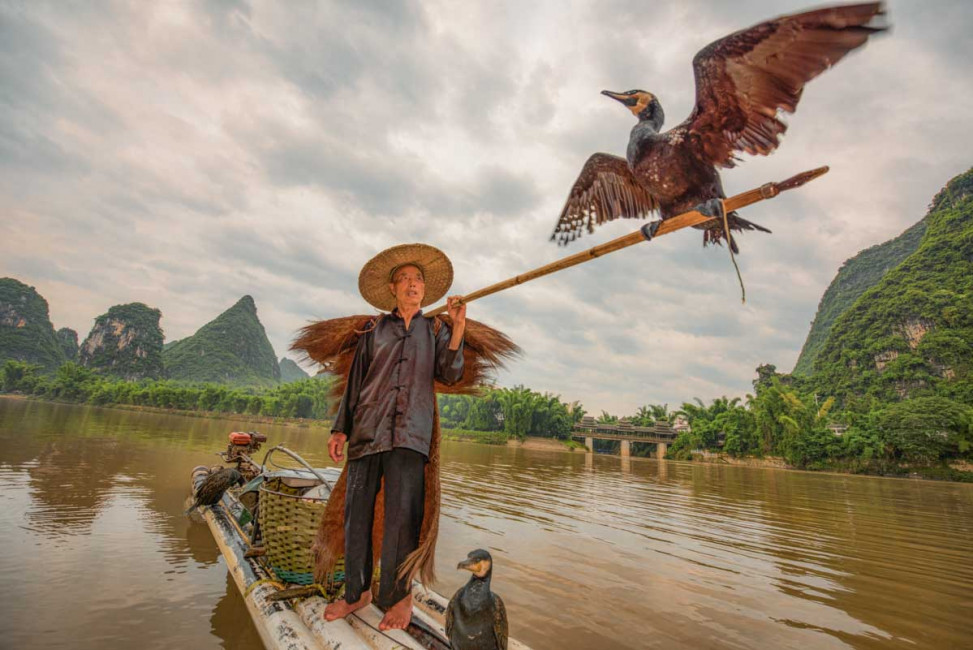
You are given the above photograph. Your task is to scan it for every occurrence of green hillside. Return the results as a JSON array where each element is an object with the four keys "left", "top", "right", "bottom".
[
  {"left": 812, "top": 167, "right": 973, "bottom": 408},
  {"left": 57, "top": 328, "right": 79, "bottom": 362},
  {"left": 0, "top": 278, "right": 66, "bottom": 373},
  {"left": 163, "top": 295, "right": 281, "bottom": 386},
  {"left": 280, "top": 357, "right": 310, "bottom": 383},
  {"left": 79, "top": 303, "right": 164, "bottom": 380},
  {"left": 793, "top": 218, "right": 927, "bottom": 375}
]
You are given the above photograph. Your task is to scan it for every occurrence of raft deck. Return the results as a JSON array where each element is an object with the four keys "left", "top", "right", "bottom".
[{"left": 194, "top": 465, "right": 529, "bottom": 650}]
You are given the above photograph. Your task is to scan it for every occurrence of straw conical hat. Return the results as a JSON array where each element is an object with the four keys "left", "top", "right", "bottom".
[{"left": 358, "top": 243, "right": 453, "bottom": 312}]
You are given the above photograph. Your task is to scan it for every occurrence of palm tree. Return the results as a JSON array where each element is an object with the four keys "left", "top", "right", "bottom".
[
  {"left": 649, "top": 403, "right": 671, "bottom": 422},
  {"left": 597, "top": 410, "right": 618, "bottom": 424},
  {"left": 569, "top": 401, "right": 586, "bottom": 424}
]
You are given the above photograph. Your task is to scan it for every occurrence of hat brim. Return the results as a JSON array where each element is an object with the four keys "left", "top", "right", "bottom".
[{"left": 358, "top": 243, "right": 453, "bottom": 312}]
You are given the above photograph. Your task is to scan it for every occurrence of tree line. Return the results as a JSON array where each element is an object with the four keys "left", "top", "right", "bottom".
[
  {"left": 4, "top": 358, "right": 971, "bottom": 478},
  {"left": 667, "top": 364, "right": 973, "bottom": 478},
  {"left": 1, "top": 360, "right": 334, "bottom": 419},
  {"left": 438, "top": 385, "right": 585, "bottom": 441}
]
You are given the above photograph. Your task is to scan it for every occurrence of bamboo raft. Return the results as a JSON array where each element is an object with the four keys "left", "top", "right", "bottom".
[{"left": 189, "top": 437, "right": 529, "bottom": 650}]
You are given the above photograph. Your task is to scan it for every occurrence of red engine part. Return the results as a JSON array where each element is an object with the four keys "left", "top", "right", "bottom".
[{"left": 229, "top": 432, "right": 252, "bottom": 446}]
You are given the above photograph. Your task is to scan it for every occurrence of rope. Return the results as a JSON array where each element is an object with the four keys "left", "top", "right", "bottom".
[
  {"left": 722, "top": 201, "right": 747, "bottom": 304},
  {"left": 244, "top": 578, "right": 285, "bottom": 598}
]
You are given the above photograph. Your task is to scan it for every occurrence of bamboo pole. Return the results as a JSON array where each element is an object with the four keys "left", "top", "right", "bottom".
[{"left": 426, "top": 166, "right": 829, "bottom": 317}]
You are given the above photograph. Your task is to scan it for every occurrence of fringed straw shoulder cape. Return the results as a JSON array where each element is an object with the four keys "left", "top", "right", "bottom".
[{"left": 290, "top": 314, "right": 519, "bottom": 589}]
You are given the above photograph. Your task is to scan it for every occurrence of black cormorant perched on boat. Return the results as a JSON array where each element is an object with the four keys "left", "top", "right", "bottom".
[
  {"left": 551, "top": 2, "right": 887, "bottom": 252},
  {"left": 445, "top": 549, "right": 508, "bottom": 650},
  {"left": 186, "top": 467, "right": 244, "bottom": 514}
]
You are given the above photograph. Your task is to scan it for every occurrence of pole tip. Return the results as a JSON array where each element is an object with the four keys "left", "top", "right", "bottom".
[{"left": 779, "top": 166, "right": 830, "bottom": 191}]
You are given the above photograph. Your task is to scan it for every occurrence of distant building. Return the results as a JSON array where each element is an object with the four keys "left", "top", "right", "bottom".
[
  {"left": 578, "top": 415, "right": 598, "bottom": 429},
  {"left": 828, "top": 423, "right": 849, "bottom": 436},
  {"left": 672, "top": 415, "right": 691, "bottom": 433}
]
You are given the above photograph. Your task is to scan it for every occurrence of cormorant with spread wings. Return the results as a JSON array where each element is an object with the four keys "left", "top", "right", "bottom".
[{"left": 551, "top": 2, "right": 887, "bottom": 253}]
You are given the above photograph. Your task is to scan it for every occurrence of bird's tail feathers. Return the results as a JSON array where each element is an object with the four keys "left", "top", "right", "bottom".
[
  {"left": 703, "top": 211, "right": 771, "bottom": 253},
  {"left": 728, "top": 212, "right": 771, "bottom": 233}
]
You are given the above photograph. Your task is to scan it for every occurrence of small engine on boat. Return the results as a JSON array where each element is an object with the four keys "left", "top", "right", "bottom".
[{"left": 222, "top": 431, "right": 268, "bottom": 478}]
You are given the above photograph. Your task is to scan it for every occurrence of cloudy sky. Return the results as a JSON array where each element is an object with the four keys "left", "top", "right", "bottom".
[{"left": 2, "top": 0, "right": 971, "bottom": 415}]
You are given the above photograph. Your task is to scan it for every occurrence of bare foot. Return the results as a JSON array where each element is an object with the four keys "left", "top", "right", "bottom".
[
  {"left": 324, "top": 590, "right": 371, "bottom": 621},
  {"left": 378, "top": 592, "right": 413, "bottom": 630}
]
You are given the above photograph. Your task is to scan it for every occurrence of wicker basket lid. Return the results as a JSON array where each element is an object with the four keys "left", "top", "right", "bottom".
[{"left": 358, "top": 243, "right": 453, "bottom": 312}]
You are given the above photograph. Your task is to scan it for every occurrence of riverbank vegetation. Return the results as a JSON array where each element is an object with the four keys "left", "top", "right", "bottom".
[
  {"left": 437, "top": 386, "right": 584, "bottom": 441},
  {"left": 1, "top": 360, "right": 333, "bottom": 419},
  {"left": 666, "top": 365, "right": 973, "bottom": 481},
  {"left": 4, "top": 358, "right": 971, "bottom": 480}
]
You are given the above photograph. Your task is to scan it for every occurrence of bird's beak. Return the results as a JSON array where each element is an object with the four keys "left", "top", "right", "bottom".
[
  {"left": 601, "top": 90, "right": 629, "bottom": 104},
  {"left": 457, "top": 558, "right": 476, "bottom": 571}
]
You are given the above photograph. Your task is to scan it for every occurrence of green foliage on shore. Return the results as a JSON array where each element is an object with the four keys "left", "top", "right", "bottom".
[
  {"left": 1, "top": 359, "right": 334, "bottom": 419},
  {"left": 438, "top": 386, "right": 583, "bottom": 442},
  {"left": 0, "top": 278, "right": 66, "bottom": 373},
  {"left": 441, "top": 428, "right": 509, "bottom": 445},
  {"left": 629, "top": 403, "right": 675, "bottom": 425},
  {"left": 163, "top": 295, "right": 281, "bottom": 387},
  {"left": 666, "top": 366, "right": 972, "bottom": 474}
]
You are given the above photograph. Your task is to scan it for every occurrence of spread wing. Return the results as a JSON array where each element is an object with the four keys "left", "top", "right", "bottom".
[
  {"left": 682, "top": 2, "right": 886, "bottom": 167},
  {"left": 550, "top": 153, "right": 659, "bottom": 245},
  {"left": 493, "top": 594, "right": 508, "bottom": 650}
]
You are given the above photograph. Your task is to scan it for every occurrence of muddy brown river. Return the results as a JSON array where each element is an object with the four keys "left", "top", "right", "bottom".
[{"left": 1, "top": 396, "right": 971, "bottom": 649}]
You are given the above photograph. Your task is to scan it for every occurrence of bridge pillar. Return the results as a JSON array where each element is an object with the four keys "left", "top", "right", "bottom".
[
  {"left": 620, "top": 440, "right": 630, "bottom": 458},
  {"left": 657, "top": 442, "right": 668, "bottom": 459},
  {"left": 584, "top": 437, "right": 594, "bottom": 453}
]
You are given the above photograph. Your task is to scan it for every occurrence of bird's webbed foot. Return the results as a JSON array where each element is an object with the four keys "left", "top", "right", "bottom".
[
  {"left": 694, "top": 198, "right": 725, "bottom": 221},
  {"left": 696, "top": 198, "right": 738, "bottom": 253}
]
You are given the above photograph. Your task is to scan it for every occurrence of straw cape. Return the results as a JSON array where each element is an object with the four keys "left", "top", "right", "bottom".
[
  {"left": 290, "top": 313, "right": 519, "bottom": 590},
  {"left": 358, "top": 243, "right": 454, "bottom": 312}
]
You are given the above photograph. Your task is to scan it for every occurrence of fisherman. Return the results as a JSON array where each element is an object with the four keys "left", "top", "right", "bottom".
[{"left": 323, "top": 243, "right": 466, "bottom": 630}]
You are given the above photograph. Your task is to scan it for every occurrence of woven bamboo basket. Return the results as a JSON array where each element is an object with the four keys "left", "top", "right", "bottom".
[{"left": 258, "top": 477, "right": 326, "bottom": 585}]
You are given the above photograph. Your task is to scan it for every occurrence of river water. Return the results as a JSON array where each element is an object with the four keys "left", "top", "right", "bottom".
[{"left": 1, "top": 396, "right": 971, "bottom": 649}]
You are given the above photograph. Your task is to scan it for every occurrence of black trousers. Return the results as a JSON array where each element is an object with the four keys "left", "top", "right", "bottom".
[{"left": 343, "top": 447, "right": 425, "bottom": 608}]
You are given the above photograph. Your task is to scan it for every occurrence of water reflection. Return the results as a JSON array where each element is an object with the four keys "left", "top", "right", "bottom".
[
  {"left": 23, "top": 437, "right": 131, "bottom": 537},
  {"left": 187, "top": 519, "right": 222, "bottom": 565},
  {"left": 1, "top": 397, "right": 972, "bottom": 650},
  {"left": 210, "top": 571, "right": 263, "bottom": 648}
]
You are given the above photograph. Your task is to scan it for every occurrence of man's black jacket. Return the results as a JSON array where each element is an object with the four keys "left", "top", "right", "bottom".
[{"left": 331, "top": 309, "right": 464, "bottom": 461}]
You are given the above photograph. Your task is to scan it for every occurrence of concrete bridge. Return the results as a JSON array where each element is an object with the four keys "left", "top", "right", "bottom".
[{"left": 571, "top": 416, "right": 679, "bottom": 459}]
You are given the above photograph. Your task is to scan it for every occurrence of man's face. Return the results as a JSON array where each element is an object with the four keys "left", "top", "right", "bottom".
[{"left": 389, "top": 264, "right": 425, "bottom": 310}]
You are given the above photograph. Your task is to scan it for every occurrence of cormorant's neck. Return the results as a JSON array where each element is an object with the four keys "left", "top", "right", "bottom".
[
  {"left": 466, "top": 573, "right": 492, "bottom": 592},
  {"left": 636, "top": 100, "right": 664, "bottom": 132}
]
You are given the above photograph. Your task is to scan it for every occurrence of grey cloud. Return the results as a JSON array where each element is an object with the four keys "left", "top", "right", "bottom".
[
  {"left": 464, "top": 166, "right": 541, "bottom": 216},
  {"left": 255, "top": 1, "right": 436, "bottom": 106},
  {"left": 257, "top": 129, "right": 422, "bottom": 213},
  {"left": 205, "top": 224, "right": 358, "bottom": 289}
]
